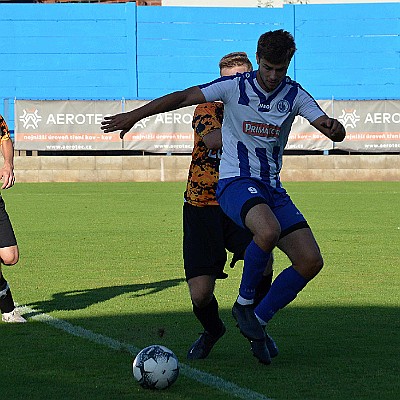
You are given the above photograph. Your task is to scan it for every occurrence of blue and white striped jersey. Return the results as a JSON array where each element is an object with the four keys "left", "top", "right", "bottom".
[{"left": 199, "top": 71, "right": 325, "bottom": 188}]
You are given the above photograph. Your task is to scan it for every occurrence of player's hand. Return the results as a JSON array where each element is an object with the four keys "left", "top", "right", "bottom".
[
  {"left": 0, "top": 166, "right": 15, "bottom": 189},
  {"left": 101, "top": 111, "right": 137, "bottom": 139},
  {"left": 320, "top": 118, "right": 346, "bottom": 142}
]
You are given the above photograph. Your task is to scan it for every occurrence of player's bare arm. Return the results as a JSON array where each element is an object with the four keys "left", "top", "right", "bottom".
[
  {"left": 101, "top": 86, "right": 206, "bottom": 138},
  {"left": 203, "top": 129, "right": 222, "bottom": 150},
  {"left": 311, "top": 115, "right": 346, "bottom": 142},
  {"left": 0, "top": 139, "right": 15, "bottom": 190}
]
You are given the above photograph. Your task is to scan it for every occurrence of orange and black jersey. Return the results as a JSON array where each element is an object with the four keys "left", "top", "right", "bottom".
[
  {"left": 0, "top": 115, "right": 11, "bottom": 143},
  {"left": 184, "top": 102, "right": 224, "bottom": 206}
]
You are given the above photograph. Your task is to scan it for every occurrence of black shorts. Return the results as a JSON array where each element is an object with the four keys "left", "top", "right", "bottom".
[
  {"left": 183, "top": 202, "right": 252, "bottom": 281},
  {"left": 0, "top": 196, "right": 17, "bottom": 248}
]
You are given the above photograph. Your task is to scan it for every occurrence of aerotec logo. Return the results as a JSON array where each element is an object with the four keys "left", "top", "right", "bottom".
[
  {"left": 18, "top": 109, "right": 107, "bottom": 130},
  {"left": 243, "top": 121, "right": 280, "bottom": 138},
  {"left": 19, "top": 109, "right": 42, "bottom": 129},
  {"left": 337, "top": 109, "right": 361, "bottom": 129},
  {"left": 18, "top": 108, "right": 194, "bottom": 130}
]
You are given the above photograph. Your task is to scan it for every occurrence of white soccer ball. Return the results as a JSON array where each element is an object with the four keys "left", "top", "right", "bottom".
[{"left": 132, "top": 345, "right": 179, "bottom": 390}]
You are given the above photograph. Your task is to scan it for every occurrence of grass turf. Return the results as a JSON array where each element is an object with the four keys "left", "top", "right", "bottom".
[{"left": 0, "top": 181, "right": 399, "bottom": 399}]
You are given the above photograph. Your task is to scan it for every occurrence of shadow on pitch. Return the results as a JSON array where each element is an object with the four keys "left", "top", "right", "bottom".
[
  {"left": 25, "top": 278, "right": 185, "bottom": 314},
  {"left": 4, "top": 305, "right": 399, "bottom": 400}
]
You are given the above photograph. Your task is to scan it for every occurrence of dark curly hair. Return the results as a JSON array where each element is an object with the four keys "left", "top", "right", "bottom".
[{"left": 256, "top": 30, "right": 296, "bottom": 64}]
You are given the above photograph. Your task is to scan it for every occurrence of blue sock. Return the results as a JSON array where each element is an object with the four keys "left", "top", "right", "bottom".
[
  {"left": 239, "top": 240, "right": 270, "bottom": 300},
  {"left": 254, "top": 266, "right": 308, "bottom": 323}
]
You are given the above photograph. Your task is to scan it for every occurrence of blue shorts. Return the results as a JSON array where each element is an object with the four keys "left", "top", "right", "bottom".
[{"left": 216, "top": 177, "right": 308, "bottom": 238}]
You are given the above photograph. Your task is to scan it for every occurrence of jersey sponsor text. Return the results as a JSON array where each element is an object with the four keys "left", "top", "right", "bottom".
[{"left": 243, "top": 121, "right": 280, "bottom": 138}]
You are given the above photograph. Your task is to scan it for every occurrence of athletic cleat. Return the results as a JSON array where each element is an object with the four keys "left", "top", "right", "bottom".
[
  {"left": 250, "top": 339, "right": 271, "bottom": 365},
  {"left": 2, "top": 308, "right": 27, "bottom": 323},
  {"left": 232, "top": 301, "right": 265, "bottom": 341},
  {"left": 265, "top": 333, "right": 279, "bottom": 358},
  {"left": 233, "top": 302, "right": 272, "bottom": 364},
  {"left": 187, "top": 324, "right": 226, "bottom": 360}
]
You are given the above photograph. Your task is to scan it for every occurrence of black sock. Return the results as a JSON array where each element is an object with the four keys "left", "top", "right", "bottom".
[
  {"left": 254, "top": 271, "right": 273, "bottom": 307},
  {"left": 192, "top": 295, "right": 224, "bottom": 337},
  {"left": 0, "top": 276, "right": 15, "bottom": 314}
]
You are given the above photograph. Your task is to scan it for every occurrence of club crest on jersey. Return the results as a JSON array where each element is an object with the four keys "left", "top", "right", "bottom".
[{"left": 277, "top": 99, "right": 291, "bottom": 114}]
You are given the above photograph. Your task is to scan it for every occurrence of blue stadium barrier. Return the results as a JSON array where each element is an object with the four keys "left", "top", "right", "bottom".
[{"left": 0, "top": 2, "right": 399, "bottom": 132}]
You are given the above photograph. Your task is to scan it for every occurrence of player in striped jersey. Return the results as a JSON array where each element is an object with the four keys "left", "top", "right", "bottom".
[
  {"left": 101, "top": 29, "right": 346, "bottom": 364},
  {"left": 0, "top": 115, "right": 25, "bottom": 323},
  {"left": 184, "top": 52, "right": 276, "bottom": 361}
]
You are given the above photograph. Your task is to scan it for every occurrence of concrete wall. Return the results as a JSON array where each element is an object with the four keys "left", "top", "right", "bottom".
[{"left": 13, "top": 155, "right": 400, "bottom": 183}]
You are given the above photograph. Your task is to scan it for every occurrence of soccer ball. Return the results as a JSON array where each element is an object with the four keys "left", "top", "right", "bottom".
[{"left": 132, "top": 345, "right": 179, "bottom": 390}]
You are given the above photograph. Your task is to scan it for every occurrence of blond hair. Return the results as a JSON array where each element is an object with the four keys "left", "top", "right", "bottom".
[{"left": 219, "top": 52, "right": 253, "bottom": 73}]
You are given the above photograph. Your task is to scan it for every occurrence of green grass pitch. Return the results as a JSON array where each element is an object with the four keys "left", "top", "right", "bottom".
[{"left": 0, "top": 181, "right": 399, "bottom": 399}]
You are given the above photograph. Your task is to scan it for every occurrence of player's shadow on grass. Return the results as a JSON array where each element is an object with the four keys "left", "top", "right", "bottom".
[
  {"left": 25, "top": 278, "right": 185, "bottom": 314},
  {"left": 3, "top": 305, "right": 399, "bottom": 400}
]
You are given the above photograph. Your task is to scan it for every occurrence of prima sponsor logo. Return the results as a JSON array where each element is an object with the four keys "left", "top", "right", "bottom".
[
  {"left": 338, "top": 109, "right": 361, "bottom": 129},
  {"left": 243, "top": 121, "right": 280, "bottom": 138},
  {"left": 19, "top": 109, "right": 42, "bottom": 129}
]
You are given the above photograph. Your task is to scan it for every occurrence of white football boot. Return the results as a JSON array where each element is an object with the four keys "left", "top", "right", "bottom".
[{"left": 2, "top": 308, "right": 27, "bottom": 323}]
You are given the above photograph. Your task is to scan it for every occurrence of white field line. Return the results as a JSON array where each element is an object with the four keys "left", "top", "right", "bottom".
[{"left": 19, "top": 305, "right": 273, "bottom": 400}]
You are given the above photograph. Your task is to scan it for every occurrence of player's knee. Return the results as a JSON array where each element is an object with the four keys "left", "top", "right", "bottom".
[
  {"left": 0, "top": 246, "right": 19, "bottom": 266},
  {"left": 292, "top": 247, "right": 324, "bottom": 280},
  {"left": 188, "top": 275, "right": 215, "bottom": 308},
  {"left": 301, "top": 252, "right": 324, "bottom": 279},
  {"left": 254, "top": 227, "right": 280, "bottom": 252},
  {"left": 190, "top": 288, "right": 213, "bottom": 309},
  {"left": 1, "top": 253, "right": 19, "bottom": 266}
]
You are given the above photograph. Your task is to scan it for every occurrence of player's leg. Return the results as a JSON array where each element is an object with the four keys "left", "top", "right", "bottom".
[
  {"left": 225, "top": 216, "right": 278, "bottom": 358},
  {"left": 217, "top": 179, "right": 280, "bottom": 305},
  {"left": 0, "top": 247, "right": 25, "bottom": 323},
  {"left": 188, "top": 274, "right": 225, "bottom": 338},
  {"left": 224, "top": 214, "right": 275, "bottom": 304},
  {"left": 254, "top": 252, "right": 274, "bottom": 307},
  {"left": 239, "top": 203, "right": 280, "bottom": 303},
  {"left": 0, "top": 197, "right": 25, "bottom": 323},
  {"left": 217, "top": 178, "right": 280, "bottom": 364},
  {"left": 188, "top": 274, "right": 215, "bottom": 309},
  {"left": 223, "top": 210, "right": 272, "bottom": 305},
  {"left": 254, "top": 197, "right": 323, "bottom": 327},
  {"left": 252, "top": 253, "right": 279, "bottom": 357},
  {"left": 236, "top": 203, "right": 280, "bottom": 363},
  {"left": 183, "top": 204, "right": 226, "bottom": 359}
]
